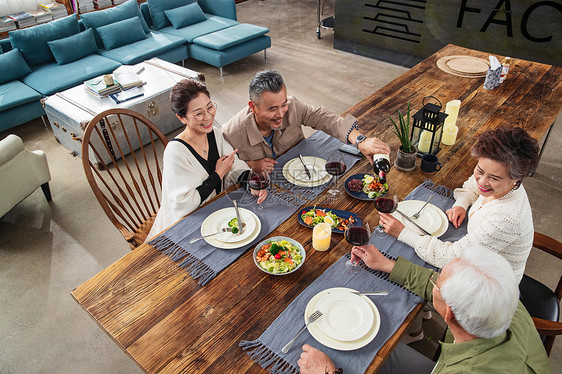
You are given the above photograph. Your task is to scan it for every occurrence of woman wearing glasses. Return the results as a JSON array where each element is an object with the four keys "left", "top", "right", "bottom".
[{"left": 147, "top": 78, "right": 266, "bottom": 241}]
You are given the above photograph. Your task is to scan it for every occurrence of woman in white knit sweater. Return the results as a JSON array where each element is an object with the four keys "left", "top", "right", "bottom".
[
  {"left": 147, "top": 79, "right": 266, "bottom": 241},
  {"left": 380, "top": 126, "right": 540, "bottom": 282}
]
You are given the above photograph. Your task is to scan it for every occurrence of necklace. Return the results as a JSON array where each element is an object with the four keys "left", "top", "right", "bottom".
[{"left": 187, "top": 138, "right": 208, "bottom": 156}]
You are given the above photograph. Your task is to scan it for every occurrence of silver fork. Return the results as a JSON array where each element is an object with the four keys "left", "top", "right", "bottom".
[
  {"left": 281, "top": 310, "right": 323, "bottom": 354},
  {"left": 411, "top": 195, "right": 435, "bottom": 220}
]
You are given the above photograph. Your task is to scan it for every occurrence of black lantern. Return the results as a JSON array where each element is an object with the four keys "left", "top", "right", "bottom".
[{"left": 410, "top": 96, "right": 448, "bottom": 156}]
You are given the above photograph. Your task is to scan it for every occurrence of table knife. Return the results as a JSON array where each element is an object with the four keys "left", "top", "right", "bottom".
[
  {"left": 395, "top": 208, "right": 432, "bottom": 236},
  {"left": 352, "top": 291, "right": 388, "bottom": 296},
  {"left": 298, "top": 154, "right": 312, "bottom": 179},
  {"left": 233, "top": 200, "right": 244, "bottom": 235}
]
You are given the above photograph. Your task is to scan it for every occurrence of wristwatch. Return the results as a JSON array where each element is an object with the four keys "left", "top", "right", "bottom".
[{"left": 354, "top": 134, "right": 366, "bottom": 147}]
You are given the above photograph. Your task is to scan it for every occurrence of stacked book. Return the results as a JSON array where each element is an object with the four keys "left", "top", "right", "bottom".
[
  {"left": 113, "top": 72, "right": 143, "bottom": 90},
  {"left": 39, "top": 3, "right": 67, "bottom": 19},
  {"left": 76, "top": 0, "right": 95, "bottom": 14},
  {"left": 0, "top": 16, "right": 17, "bottom": 32},
  {"left": 29, "top": 9, "right": 53, "bottom": 24},
  {"left": 8, "top": 12, "right": 36, "bottom": 28},
  {"left": 84, "top": 76, "right": 121, "bottom": 98},
  {"left": 93, "top": 0, "right": 112, "bottom": 9}
]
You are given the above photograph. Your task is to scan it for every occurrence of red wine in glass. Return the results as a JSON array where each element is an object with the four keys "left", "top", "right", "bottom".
[
  {"left": 248, "top": 175, "right": 269, "bottom": 190},
  {"left": 374, "top": 197, "right": 398, "bottom": 213},
  {"left": 345, "top": 227, "right": 370, "bottom": 246},
  {"left": 325, "top": 161, "right": 347, "bottom": 176}
]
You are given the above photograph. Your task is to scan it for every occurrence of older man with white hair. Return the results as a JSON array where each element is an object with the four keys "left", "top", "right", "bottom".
[{"left": 298, "top": 246, "right": 551, "bottom": 374}]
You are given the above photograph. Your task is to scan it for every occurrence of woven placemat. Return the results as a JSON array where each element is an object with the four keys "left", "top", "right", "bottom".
[{"left": 436, "top": 55, "right": 490, "bottom": 78}]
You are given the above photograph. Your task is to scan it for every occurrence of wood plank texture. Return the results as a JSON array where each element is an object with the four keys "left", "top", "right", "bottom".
[{"left": 71, "top": 44, "right": 562, "bottom": 373}]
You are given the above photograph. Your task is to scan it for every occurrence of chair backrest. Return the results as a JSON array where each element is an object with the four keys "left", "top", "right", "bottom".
[
  {"left": 81, "top": 108, "right": 168, "bottom": 249},
  {"left": 526, "top": 232, "right": 562, "bottom": 356}
]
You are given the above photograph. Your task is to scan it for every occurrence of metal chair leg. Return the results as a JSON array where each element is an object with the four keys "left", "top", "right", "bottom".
[
  {"left": 41, "top": 115, "right": 48, "bottom": 128},
  {"left": 220, "top": 67, "right": 223, "bottom": 77},
  {"left": 264, "top": 49, "right": 267, "bottom": 60}
]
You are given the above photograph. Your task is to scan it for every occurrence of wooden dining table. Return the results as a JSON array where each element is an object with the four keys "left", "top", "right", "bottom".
[{"left": 71, "top": 44, "right": 562, "bottom": 373}]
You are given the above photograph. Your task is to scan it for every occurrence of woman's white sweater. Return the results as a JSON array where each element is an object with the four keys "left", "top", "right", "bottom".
[{"left": 398, "top": 175, "right": 533, "bottom": 282}]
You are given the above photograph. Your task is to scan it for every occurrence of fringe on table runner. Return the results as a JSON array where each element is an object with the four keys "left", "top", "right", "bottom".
[
  {"left": 239, "top": 340, "right": 299, "bottom": 374},
  {"left": 148, "top": 235, "right": 216, "bottom": 286},
  {"left": 421, "top": 179, "right": 455, "bottom": 199}
]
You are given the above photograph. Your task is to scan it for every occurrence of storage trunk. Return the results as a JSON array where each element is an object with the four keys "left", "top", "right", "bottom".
[{"left": 44, "top": 58, "right": 204, "bottom": 166}]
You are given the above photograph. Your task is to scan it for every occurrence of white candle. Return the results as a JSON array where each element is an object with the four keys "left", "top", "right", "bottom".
[
  {"left": 312, "top": 223, "right": 331, "bottom": 251},
  {"left": 444, "top": 100, "right": 461, "bottom": 127},
  {"left": 441, "top": 124, "right": 458, "bottom": 145},
  {"left": 418, "top": 130, "right": 433, "bottom": 153}
]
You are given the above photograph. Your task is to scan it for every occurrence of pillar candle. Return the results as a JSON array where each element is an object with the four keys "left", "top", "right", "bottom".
[
  {"left": 312, "top": 223, "right": 331, "bottom": 251},
  {"left": 444, "top": 100, "right": 461, "bottom": 127},
  {"left": 441, "top": 124, "right": 458, "bottom": 145},
  {"left": 418, "top": 130, "right": 433, "bottom": 153}
]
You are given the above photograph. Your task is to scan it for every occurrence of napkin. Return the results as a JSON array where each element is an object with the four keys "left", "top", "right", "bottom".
[
  {"left": 149, "top": 132, "right": 360, "bottom": 285},
  {"left": 483, "top": 55, "right": 502, "bottom": 90},
  {"left": 240, "top": 255, "right": 423, "bottom": 374}
]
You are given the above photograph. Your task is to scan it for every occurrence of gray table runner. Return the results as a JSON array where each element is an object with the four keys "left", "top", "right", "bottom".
[
  {"left": 240, "top": 181, "right": 469, "bottom": 373},
  {"left": 149, "top": 131, "right": 361, "bottom": 285}
]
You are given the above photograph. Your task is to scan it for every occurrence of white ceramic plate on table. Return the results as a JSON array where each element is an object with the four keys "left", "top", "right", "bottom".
[
  {"left": 391, "top": 200, "right": 448, "bottom": 237},
  {"left": 200, "top": 207, "right": 261, "bottom": 249},
  {"left": 305, "top": 287, "right": 381, "bottom": 351},
  {"left": 287, "top": 156, "right": 328, "bottom": 182},
  {"left": 282, "top": 157, "right": 331, "bottom": 187}
]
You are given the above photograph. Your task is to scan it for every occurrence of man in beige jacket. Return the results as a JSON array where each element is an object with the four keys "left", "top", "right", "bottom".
[{"left": 222, "top": 70, "right": 390, "bottom": 173}]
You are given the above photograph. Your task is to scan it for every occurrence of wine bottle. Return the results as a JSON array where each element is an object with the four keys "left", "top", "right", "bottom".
[{"left": 373, "top": 154, "right": 390, "bottom": 183}]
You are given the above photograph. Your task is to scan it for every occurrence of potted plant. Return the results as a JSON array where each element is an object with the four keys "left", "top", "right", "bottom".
[{"left": 389, "top": 102, "right": 417, "bottom": 172}]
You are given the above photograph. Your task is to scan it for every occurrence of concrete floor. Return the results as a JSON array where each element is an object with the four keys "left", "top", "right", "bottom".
[{"left": 0, "top": 0, "right": 560, "bottom": 373}]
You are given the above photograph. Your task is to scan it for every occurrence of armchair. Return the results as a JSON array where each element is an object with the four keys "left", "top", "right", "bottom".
[{"left": 0, "top": 134, "right": 52, "bottom": 217}]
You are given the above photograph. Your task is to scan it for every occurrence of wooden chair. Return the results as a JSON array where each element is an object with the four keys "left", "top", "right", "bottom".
[
  {"left": 81, "top": 108, "right": 169, "bottom": 249},
  {"left": 519, "top": 232, "right": 562, "bottom": 356}
]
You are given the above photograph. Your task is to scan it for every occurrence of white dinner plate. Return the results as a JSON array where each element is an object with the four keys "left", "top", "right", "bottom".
[
  {"left": 200, "top": 208, "right": 261, "bottom": 249},
  {"left": 288, "top": 156, "right": 328, "bottom": 182},
  {"left": 305, "top": 287, "right": 381, "bottom": 351},
  {"left": 282, "top": 157, "right": 332, "bottom": 187},
  {"left": 392, "top": 200, "right": 448, "bottom": 237},
  {"left": 314, "top": 290, "right": 374, "bottom": 341},
  {"left": 203, "top": 208, "right": 257, "bottom": 243}
]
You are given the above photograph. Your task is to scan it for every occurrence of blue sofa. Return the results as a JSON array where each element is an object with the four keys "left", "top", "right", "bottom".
[{"left": 0, "top": 0, "right": 271, "bottom": 132}]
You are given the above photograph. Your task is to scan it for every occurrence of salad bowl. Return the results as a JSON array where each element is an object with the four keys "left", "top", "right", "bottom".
[{"left": 253, "top": 236, "right": 306, "bottom": 275}]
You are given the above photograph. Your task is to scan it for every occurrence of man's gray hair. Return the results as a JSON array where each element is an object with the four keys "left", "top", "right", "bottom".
[
  {"left": 249, "top": 70, "right": 284, "bottom": 103},
  {"left": 440, "top": 247, "right": 519, "bottom": 339}
]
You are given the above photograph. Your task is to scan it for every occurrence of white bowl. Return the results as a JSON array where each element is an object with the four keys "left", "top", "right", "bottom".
[{"left": 253, "top": 236, "right": 306, "bottom": 275}]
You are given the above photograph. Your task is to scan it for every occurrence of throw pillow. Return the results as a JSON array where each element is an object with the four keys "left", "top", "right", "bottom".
[
  {"left": 8, "top": 14, "right": 80, "bottom": 66},
  {"left": 0, "top": 49, "right": 32, "bottom": 84},
  {"left": 164, "top": 2, "right": 207, "bottom": 29},
  {"left": 81, "top": 0, "right": 150, "bottom": 48},
  {"left": 147, "top": 0, "right": 195, "bottom": 30},
  {"left": 97, "top": 17, "right": 147, "bottom": 50},
  {"left": 47, "top": 28, "right": 98, "bottom": 65}
]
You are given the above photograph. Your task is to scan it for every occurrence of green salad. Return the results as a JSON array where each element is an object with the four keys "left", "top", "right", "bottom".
[{"left": 255, "top": 240, "right": 303, "bottom": 274}]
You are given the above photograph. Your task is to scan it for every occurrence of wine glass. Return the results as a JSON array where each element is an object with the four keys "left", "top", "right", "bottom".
[
  {"left": 248, "top": 168, "right": 269, "bottom": 209},
  {"left": 325, "top": 152, "right": 347, "bottom": 196},
  {"left": 374, "top": 194, "right": 399, "bottom": 238},
  {"left": 344, "top": 220, "right": 370, "bottom": 274}
]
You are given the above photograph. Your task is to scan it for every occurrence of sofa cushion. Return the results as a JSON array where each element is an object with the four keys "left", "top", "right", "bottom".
[
  {"left": 96, "top": 31, "right": 185, "bottom": 65},
  {"left": 0, "top": 49, "right": 31, "bottom": 84},
  {"left": 164, "top": 2, "right": 206, "bottom": 29},
  {"left": 22, "top": 54, "right": 121, "bottom": 96},
  {"left": 0, "top": 80, "right": 41, "bottom": 112},
  {"left": 156, "top": 15, "right": 236, "bottom": 43},
  {"left": 192, "top": 23, "right": 269, "bottom": 51},
  {"left": 81, "top": 0, "right": 150, "bottom": 48},
  {"left": 147, "top": 0, "right": 195, "bottom": 30},
  {"left": 47, "top": 28, "right": 97, "bottom": 65},
  {"left": 97, "top": 17, "right": 147, "bottom": 50},
  {"left": 9, "top": 14, "right": 80, "bottom": 66}
]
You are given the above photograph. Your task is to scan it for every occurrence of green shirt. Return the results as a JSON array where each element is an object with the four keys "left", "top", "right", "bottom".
[{"left": 389, "top": 257, "right": 551, "bottom": 374}]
